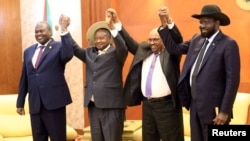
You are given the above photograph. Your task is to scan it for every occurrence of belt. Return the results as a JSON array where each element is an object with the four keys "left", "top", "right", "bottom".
[
  {"left": 88, "top": 101, "right": 95, "bottom": 107},
  {"left": 144, "top": 95, "right": 172, "bottom": 103}
]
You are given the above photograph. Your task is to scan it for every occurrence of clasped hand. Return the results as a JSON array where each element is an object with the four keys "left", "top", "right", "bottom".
[{"left": 158, "top": 6, "right": 172, "bottom": 28}]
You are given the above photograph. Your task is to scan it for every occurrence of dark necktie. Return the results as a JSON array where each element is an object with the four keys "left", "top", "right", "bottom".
[
  {"left": 191, "top": 39, "right": 209, "bottom": 99},
  {"left": 35, "top": 46, "right": 45, "bottom": 68},
  {"left": 145, "top": 53, "right": 159, "bottom": 98}
]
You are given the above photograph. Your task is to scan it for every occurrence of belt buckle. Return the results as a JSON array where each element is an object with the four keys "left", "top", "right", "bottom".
[
  {"left": 147, "top": 95, "right": 171, "bottom": 103},
  {"left": 147, "top": 97, "right": 157, "bottom": 103}
]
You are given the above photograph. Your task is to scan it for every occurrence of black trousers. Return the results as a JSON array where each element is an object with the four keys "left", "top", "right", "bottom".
[
  {"left": 142, "top": 96, "right": 184, "bottom": 141},
  {"left": 88, "top": 101, "right": 125, "bottom": 141},
  {"left": 30, "top": 106, "right": 66, "bottom": 141}
]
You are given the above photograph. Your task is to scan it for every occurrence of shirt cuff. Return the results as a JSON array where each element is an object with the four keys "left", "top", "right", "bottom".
[
  {"left": 110, "top": 29, "right": 118, "bottom": 37},
  {"left": 114, "top": 22, "right": 122, "bottom": 31},
  {"left": 168, "top": 21, "right": 175, "bottom": 29},
  {"left": 61, "top": 32, "right": 69, "bottom": 36}
]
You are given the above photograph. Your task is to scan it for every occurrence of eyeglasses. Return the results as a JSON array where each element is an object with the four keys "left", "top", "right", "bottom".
[{"left": 148, "top": 38, "right": 161, "bottom": 42}]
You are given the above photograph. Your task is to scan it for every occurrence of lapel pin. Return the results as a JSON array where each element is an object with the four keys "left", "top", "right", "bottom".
[{"left": 49, "top": 46, "right": 52, "bottom": 49}]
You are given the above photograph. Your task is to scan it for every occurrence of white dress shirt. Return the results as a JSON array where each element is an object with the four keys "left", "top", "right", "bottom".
[
  {"left": 141, "top": 53, "right": 171, "bottom": 98},
  {"left": 32, "top": 40, "right": 51, "bottom": 67}
]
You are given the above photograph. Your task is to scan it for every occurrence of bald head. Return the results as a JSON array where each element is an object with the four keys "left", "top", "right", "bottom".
[
  {"left": 35, "top": 21, "right": 52, "bottom": 33},
  {"left": 149, "top": 28, "right": 159, "bottom": 37},
  {"left": 148, "top": 28, "right": 164, "bottom": 53}
]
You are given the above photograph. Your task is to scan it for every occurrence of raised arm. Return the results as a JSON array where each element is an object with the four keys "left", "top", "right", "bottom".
[
  {"left": 106, "top": 8, "right": 139, "bottom": 55},
  {"left": 106, "top": 9, "right": 128, "bottom": 63},
  {"left": 59, "top": 14, "right": 86, "bottom": 62}
]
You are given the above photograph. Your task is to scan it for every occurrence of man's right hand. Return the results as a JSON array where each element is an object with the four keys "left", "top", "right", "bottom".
[
  {"left": 106, "top": 8, "right": 120, "bottom": 24},
  {"left": 158, "top": 6, "right": 172, "bottom": 28},
  {"left": 16, "top": 108, "right": 25, "bottom": 115},
  {"left": 106, "top": 8, "right": 121, "bottom": 30},
  {"left": 59, "top": 14, "right": 70, "bottom": 33}
]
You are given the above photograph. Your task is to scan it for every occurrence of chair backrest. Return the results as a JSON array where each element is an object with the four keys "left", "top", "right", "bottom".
[
  {"left": 0, "top": 94, "right": 29, "bottom": 115},
  {"left": 231, "top": 92, "right": 250, "bottom": 124},
  {"left": 182, "top": 92, "right": 250, "bottom": 137},
  {"left": 182, "top": 108, "right": 191, "bottom": 136}
]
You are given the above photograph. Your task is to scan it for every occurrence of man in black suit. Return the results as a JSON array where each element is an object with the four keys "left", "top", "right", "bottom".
[
  {"left": 59, "top": 15, "right": 128, "bottom": 141},
  {"left": 158, "top": 5, "right": 240, "bottom": 141},
  {"left": 106, "top": 8, "right": 184, "bottom": 141},
  {"left": 16, "top": 21, "right": 73, "bottom": 141}
]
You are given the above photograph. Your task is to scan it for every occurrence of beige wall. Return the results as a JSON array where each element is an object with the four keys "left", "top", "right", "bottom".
[{"left": 20, "top": 0, "right": 84, "bottom": 129}]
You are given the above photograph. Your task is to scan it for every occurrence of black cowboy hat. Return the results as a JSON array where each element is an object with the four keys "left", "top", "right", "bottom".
[{"left": 192, "top": 4, "right": 230, "bottom": 26}]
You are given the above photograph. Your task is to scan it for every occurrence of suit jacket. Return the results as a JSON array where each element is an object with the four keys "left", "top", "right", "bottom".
[
  {"left": 121, "top": 25, "right": 183, "bottom": 107},
  {"left": 158, "top": 27, "right": 240, "bottom": 123},
  {"left": 17, "top": 38, "right": 73, "bottom": 114},
  {"left": 63, "top": 33, "right": 128, "bottom": 108}
]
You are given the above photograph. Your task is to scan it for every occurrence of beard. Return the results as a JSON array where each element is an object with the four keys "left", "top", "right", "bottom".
[{"left": 200, "top": 25, "right": 216, "bottom": 38}]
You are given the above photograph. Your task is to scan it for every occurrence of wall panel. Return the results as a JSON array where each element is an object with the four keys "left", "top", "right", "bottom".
[{"left": 0, "top": 0, "right": 22, "bottom": 94}]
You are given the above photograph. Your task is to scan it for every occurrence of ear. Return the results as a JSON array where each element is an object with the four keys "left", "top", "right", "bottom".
[
  {"left": 48, "top": 30, "right": 53, "bottom": 37},
  {"left": 215, "top": 20, "right": 220, "bottom": 26}
]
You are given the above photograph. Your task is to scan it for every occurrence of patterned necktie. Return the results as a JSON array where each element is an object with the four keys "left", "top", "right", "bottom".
[
  {"left": 98, "top": 50, "right": 106, "bottom": 55},
  {"left": 34, "top": 46, "right": 45, "bottom": 68},
  {"left": 191, "top": 39, "right": 209, "bottom": 99},
  {"left": 145, "top": 53, "right": 160, "bottom": 97}
]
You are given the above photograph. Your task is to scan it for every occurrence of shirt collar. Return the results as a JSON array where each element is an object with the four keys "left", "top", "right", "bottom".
[
  {"left": 208, "top": 30, "right": 220, "bottom": 43},
  {"left": 37, "top": 39, "right": 52, "bottom": 49},
  {"left": 98, "top": 45, "right": 111, "bottom": 53}
]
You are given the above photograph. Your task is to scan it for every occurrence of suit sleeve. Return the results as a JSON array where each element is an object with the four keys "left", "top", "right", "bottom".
[
  {"left": 60, "top": 34, "right": 74, "bottom": 63},
  {"left": 168, "top": 24, "right": 183, "bottom": 43},
  {"left": 16, "top": 51, "right": 29, "bottom": 108},
  {"left": 113, "top": 33, "right": 128, "bottom": 63},
  {"left": 61, "top": 33, "right": 86, "bottom": 62},
  {"left": 221, "top": 39, "right": 240, "bottom": 114},
  {"left": 158, "top": 25, "right": 189, "bottom": 55},
  {"left": 118, "top": 26, "right": 139, "bottom": 55}
]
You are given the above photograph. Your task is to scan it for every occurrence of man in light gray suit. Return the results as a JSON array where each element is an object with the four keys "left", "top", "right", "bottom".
[{"left": 59, "top": 15, "right": 128, "bottom": 141}]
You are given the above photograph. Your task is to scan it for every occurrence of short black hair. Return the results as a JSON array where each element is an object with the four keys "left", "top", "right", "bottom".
[{"left": 94, "top": 28, "right": 111, "bottom": 38}]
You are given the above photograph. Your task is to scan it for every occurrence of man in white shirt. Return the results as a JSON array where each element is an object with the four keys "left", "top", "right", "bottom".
[{"left": 106, "top": 8, "right": 184, "bottom": 141}]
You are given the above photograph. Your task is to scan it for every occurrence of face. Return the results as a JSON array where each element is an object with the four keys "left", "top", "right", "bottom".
[
  {"left": 199, "top": 17, "right": 220, "bottom": 38},
  {"left": 35, "top": 22, "right": 52, "bottom": 45},
  {"left": 147, "top": 28, "right": 164, "bottom": 53},
  {"left": 94, "top": 28, "right": 111, "bottom": 50}
]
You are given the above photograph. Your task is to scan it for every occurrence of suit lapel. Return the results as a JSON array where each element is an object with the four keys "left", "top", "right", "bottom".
[
  {"left": 160, "top": 49, "right": 169, "bottom": 75},
  {"left": 28, "top": 44, "right": 38, "bottom": 69},
  {"left": 131, "top": 42, "right": 152, "bottom": 67},
  {"left": 35, "top": 39, "right": 55, "bottom": 69},
  {"left": 199, "top": 32, "right": 222, "bottom": 72},
  {"left": 188, "top": 38, "right": 206, "bottom": 69}
]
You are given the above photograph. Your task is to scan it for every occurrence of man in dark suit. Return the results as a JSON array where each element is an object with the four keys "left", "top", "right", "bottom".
[
  {"left": 158, "top": 5, "right": 240, "bottom": 141},
  {"left": 59, "top": 14, "right": 128, "bottom": 141},
  {"left": 106, "top": 8, "right": 184, "bottom": 141},
  {"left": 16, "top": 21, "right": 73, "bottom": 141}
]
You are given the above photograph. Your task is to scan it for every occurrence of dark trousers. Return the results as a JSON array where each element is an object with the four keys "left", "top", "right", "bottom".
[
  {"left": 88, "top": 101, "right": 125, "bottom": 141},
  {"left": 190, "top": 100, "right": 209, "bottom": 141},
  {"left": 142, "top": 96, "right": 184, "bottom": 141},
  {"left": 30, "top": 106, "right": 66, "bottom": 141}
]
